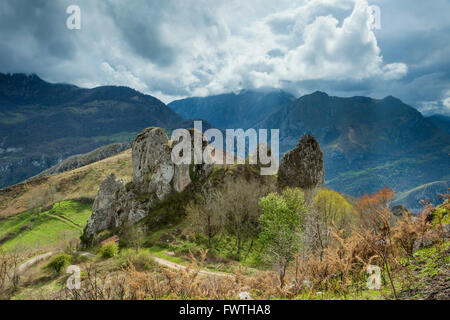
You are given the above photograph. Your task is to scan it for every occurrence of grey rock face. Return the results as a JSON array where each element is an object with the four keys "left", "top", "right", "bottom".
[
  {"left": 132, "top": 128, "right": 174, "bottom": 199},
  {"left": 83, "top": 127, "right": 213, "bottom": 242},
  {"left": 84, "top": 174, "right": 125, "bottom": 238},
  {"left": 278, "top": 134, "right": 324, "bottom": 193}
]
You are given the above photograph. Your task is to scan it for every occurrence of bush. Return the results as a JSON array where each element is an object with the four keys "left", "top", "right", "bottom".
[
  {"left": 129, "top": 250, "right": 156, "bottom": 271},
  {"left": 100, "top": 242, "right": 119, "bottom": 258},
  {"left": 115, "top": 249, "right": 157, "bottom": 271},
  {"left": 46, "top": 253, "right": 72, "bottom": 273}
]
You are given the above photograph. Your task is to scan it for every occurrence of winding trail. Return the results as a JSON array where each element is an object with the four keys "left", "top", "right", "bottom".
[
  {"left": 152, "top": 256, "right": 231, "bottom": 278},
  {"left": 17, "top": 251, "right": 231, "bottom": 278},
  {"left": 18, "top": 251, "right": 55, "bottom": 274}
]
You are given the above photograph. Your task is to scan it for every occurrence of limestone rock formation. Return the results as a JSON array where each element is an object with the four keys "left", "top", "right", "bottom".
[
  {"left": 82, "top": 127, "right": 213, "bottom": 244},
  {"left": 278, "top": 134, "right": 324, "bottom": 194},
  {"left": 84, "top": 174, "right": 125, "bottom": 238},
  {"left": 132, "top": 128, "right": 174, "bottom": 199}
]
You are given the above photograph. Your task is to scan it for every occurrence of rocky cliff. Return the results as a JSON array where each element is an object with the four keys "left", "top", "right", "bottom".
[
  {"left": 82, "top": 127, "right": 213, "bottom": 244},
  {"left": 278, "top": 134, "right": 324, "bottom": 199}
]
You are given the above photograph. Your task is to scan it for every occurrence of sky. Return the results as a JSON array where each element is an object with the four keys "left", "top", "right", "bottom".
[{"left": 0, "top": 0, "right": 449, "bottom": 115}]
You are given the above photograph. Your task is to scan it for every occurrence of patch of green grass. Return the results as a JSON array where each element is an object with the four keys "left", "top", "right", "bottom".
[
  {"left": 0, "top": 200, "right": 92, "bottom": 251},
  {"left": 409, "top": 241, "right": 450, "bottom": 279},
  {"left": 148, "top": 246, "right": 189, "bottom": 265}
]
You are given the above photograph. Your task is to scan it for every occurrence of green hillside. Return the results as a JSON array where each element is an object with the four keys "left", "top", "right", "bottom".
[{"left": 0, "top": 200, "right": 92, "bottom": 251}]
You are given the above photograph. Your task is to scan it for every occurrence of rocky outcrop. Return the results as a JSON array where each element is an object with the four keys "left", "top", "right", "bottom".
[
  {"left": 132, "top": 128, "right": 175, "bottom": 199},
  {"left": 82, "top": 127, "right": 213, "bottom": 243},
  {"left": 278, "top": 134, "right": 324, "bottom": 197},
  {"left": 84, "top": 174, "right": 125, "bottom": 238}
]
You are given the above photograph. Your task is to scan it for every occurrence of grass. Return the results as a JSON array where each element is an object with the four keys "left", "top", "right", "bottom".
[
  {"left": 0, "top": 200, "right": 92, "bottom": 251},
  {"left": 0, "top": 149, "right": 132, "bottom": 218},
  {"left": 148, "top": 246, "right": 190, "bottom": 265}
]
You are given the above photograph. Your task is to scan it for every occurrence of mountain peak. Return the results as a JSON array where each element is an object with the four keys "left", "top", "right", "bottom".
[
  {"left": 0, "top": 72, "right": 45, "bottom": 84},
  {"left": 309, "top": 91, "right": 329, "bottom": 98},
  {"left": 381, "top": 95, "right": 402, "bottom": 103}
]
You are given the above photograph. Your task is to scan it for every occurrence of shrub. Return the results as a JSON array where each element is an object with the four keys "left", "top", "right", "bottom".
[
  {"left": 46, "top": 253, "right": 72, "bottom": 273},
  {"left": 100, "top": 242, "right": 119, "bottom": 258},
  {"left": 129, "top": 250, "right": 156, "bottom": 271},
  {"left": 116, "top": 249, "right": 156, "bottom": 271}
]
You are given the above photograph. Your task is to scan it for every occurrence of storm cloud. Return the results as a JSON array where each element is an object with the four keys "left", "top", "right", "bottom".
[{"left": 0, "top": 0, "right": 449, "bottom": 115}]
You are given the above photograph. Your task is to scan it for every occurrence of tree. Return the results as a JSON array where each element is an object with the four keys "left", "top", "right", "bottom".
[
  {"left": 356, "top": 187, "right": 394, "bottom": 235},
  {"left": 218, "top": 178, "right": 272, "bottom": 258},
  {"left": 258, "top": 188, "right": 307, "bottom": 288},
  {"left": 48, "top": 182, "right": 64, "bottom": 208},
  {"left": 122, "top": 223, "right": 146, "bottom": 252},
  {"left": 0, "top": 247, "right": 23, "bottom": 297},
  {"left": 305, "top": 189, "right": 356, "bottom": 259},
  {"left": 186, "top": 190, "right": 224, "bottom": 249},
  {"left": 354, "top": 187, "right": 398, "bottom": 299},
  {"left": 26, "top": 187, "right": 47, "bottom": 216}
]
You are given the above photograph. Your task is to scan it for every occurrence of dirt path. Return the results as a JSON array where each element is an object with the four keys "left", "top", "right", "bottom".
[
  {"left": 17, "top": 251, "right": 231, "bottom": 278},
  {"left": 18, "top": 251, "right": 55, "bottom": 274},
  {"left": 152, "top": 257, "right": 232, "bottom": 278}
]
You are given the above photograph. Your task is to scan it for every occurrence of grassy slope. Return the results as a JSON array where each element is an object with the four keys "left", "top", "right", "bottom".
[
  {"left": 0, "top": 149, "right": 132, "bottom": 218},
  {"left": 0, "top": 200, "right": 92, "bottom": 251}
]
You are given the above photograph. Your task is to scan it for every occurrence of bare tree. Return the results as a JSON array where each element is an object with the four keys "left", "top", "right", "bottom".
[
  {"left": 186, "top": 190, "right": 224, "bottom": 249},
  {"left": 122, "top": 223, "right": 146, "bottom": 252},
  {"left": 218, "top": 178, "right": 273, "bottom": 258},
  {"left": 0, "top": 247, "right": 23, "bottom": 297}
]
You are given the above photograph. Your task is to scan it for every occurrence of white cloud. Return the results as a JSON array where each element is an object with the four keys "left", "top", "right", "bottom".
[
  {"left": 142, "top": 0, "right": 408, "bottom": 98},
  {"left": 0, "top": 0, "right": 410, "bottom": 103},
  {"left": 442, "top": 90, "right": 450, "bottom": 112},
  {"left": 382, "top": 63, "right": 408, "bottom": 80},
  {"left": 443, "top": 98, "right": 450, "bottom": 109}
]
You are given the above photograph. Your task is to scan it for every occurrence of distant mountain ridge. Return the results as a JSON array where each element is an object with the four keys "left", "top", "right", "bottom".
[
  {"left": 169, "top": 89, "right": 295, "bottom": 129},
  {"left": 32, "top": 142, "right": 131, "bottom": 179},
  {"left": 1, "top": 73, "right": 449, "bottom": 211},
  {"left": 0, "top": 73, "right": 188, "bottom": 188},
  {"left": 170, "top": 90, "right": 450, "bottom": 201},
  {"left": 427, "top": 114, "right": 450, "bottom": 134}
]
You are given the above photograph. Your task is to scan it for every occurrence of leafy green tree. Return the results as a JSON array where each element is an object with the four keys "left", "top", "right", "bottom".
[
  {"left": 314, "top": 189, "right": 355, "bottom": 228},
  {"left": 258, "top": 188, "right": 307, "bottom": 287}
]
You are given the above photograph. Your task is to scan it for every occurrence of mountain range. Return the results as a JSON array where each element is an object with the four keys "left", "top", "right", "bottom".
[
  {"left": 170, "top": 90, "right": 450, "bottom": 210},
  {"left": 1, "top": 73, "right": 449, "bottom": 211},
  {"left": 0, "top": 73, "right": 186, "bottom": 187}
]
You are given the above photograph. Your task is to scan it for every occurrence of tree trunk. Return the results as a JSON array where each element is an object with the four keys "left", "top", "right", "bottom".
[
  {"left": 279, "top": 265, "right": 286, "bottom": 288},
  {"left": 208, "top": 233, "right": 212, "bottom": 249},
  {"left": 237, "top": 236, "right": 241, "bottom": 257}
]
